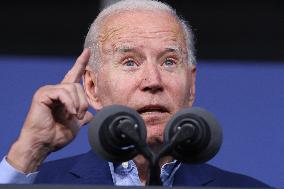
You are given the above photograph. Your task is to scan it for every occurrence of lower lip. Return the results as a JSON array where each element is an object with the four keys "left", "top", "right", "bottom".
[{"left": 139, "top": 111, "right": 169, "bottom": 125}]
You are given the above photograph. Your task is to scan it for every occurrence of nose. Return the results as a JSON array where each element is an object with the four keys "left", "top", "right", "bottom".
[{"left": 140, "top": 62, "right": 164, "bottom": 94}]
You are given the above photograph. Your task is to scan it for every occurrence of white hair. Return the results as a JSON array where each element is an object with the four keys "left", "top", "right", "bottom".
[{"left": 84, "top": 0, "right": 196, "bottom": 71}]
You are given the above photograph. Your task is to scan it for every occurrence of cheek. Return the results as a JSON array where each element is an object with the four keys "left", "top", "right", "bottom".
[
  {"left": 163, "top": 71, "right": 191, "bottom": 105},
  {"left": 97, "top": 68, "right": 139, "bottom": 105}
]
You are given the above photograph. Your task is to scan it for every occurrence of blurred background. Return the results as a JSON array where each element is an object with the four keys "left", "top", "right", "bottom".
[
  {"left": 1, "top": 1, "right": 283, "bottom": 60},
  {"left": 0, "top": 0, "right": 283, "bottom": 188}
]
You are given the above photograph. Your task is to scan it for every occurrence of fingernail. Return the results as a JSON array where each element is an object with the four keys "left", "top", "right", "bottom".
[
  {"left": 72, "top": 107, "right": 77, "bottom": 114},
  {"left": 78, "top": 112, "right": 84, "bottom": 120}
]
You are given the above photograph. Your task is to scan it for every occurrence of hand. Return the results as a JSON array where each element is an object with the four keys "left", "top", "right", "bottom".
[{"left": 7, "top": 49, "right": 94, "bottom": 173}]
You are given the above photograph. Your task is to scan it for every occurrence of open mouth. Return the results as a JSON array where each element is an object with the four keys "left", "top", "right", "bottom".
[{"left": 137, "top": 105, "right": 169, "bottom": 115}]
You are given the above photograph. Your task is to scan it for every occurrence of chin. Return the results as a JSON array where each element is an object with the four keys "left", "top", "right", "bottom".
[{"left": 146, "top": 128, "right": 164, "bottom": 153}]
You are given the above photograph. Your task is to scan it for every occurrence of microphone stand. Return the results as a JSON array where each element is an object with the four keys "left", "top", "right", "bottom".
[
  {"left": 147, "top": 126, "right": 196, "bottom": 185},
  {"left": 120, "top": 125, "right": 193, "bottom": 185},
  {"left": 116, "top": 119, "right": 197, "bottom": 185},
  {"left": 135, "top": 144, "right": 162, "bottom": 185},
  {"left": 117, "top": 123, "right": 162, "bottom": 185}
]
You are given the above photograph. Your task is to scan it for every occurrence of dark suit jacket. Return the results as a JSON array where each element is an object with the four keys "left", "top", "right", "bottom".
[{"left": 34, "top": 150, "right": 269, "bottom": 187}]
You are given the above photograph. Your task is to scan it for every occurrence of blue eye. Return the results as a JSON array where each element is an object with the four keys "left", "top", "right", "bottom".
[
  {"left": 124, "top": 59, "right": 136, "bottom": 67},
  {"left": 163, "top": 59, "right": 176, "bottom": 66}
]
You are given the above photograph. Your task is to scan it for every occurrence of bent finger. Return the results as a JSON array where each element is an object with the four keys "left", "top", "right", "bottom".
[
  {"left": 45, "top": 88, "right": 77, "bottom": 115},
  {"left": 55, "top": 83, "right": 80, "bottom": 113},
  {"left": 78, "top": 111, "right": 94, "bottom": 126}
]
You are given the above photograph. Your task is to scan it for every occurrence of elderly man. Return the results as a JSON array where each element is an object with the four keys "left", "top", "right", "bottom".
[{"left": 0, "top": 0, "right": 269, "bottom": 187}]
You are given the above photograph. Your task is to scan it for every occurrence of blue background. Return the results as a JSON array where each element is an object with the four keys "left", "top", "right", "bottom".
[{"left": 0, "top": 56, "right": 283, "bottom": 187}]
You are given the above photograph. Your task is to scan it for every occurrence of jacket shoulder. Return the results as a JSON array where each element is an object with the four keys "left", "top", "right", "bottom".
[
  {"left": 34, "top": 153, "right": 88, "bottom": 183},
  {"left": 175, "top": 163, "right": 271, "bottom": 187},
  {"left": 206, "top": 164, "right": 270, "bottom": 187},
  {"left": 34, "top": 151, "right": 112, "bottom": 184}
]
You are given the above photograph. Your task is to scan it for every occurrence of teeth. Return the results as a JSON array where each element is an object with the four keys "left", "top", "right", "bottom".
[
  {"left": 144, "top": 110, "right": 161, "bottom": 113},
  {"left": 137, "top": 106, "right": 168, "bottom": 114},
  {"left": 140, "top": 111, "right": 163, "bottom": 115},
  {"left": 139, "top": 109, "right": 165, "bottom": 114}
]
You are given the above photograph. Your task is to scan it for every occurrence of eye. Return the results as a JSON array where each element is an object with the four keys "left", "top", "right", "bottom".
[
  {"left": 123, "top": 58, "right": 137, "bottom": 67},
  {"left": 124, "top": 59, "right": 136, "bottom": 67},
  {"left": 122, "top": 58, "right": 139, "bottom": 70},
  {"left": 163, "top": 58, "right": 176, "bottom": 67}
]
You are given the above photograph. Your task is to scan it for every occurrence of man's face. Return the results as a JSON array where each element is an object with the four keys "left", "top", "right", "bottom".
[{"left": 85, "top": 10, "right": 196, "bottom": 149}]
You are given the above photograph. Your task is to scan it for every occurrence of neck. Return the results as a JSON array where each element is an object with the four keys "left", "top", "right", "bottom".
[{"left": 133, "top": 154, "right": 173, "bottom": 185}]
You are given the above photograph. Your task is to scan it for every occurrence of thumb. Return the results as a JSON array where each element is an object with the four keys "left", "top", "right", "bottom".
[{"left": 78, "top": 111, "right": 94, "bottom": 126}]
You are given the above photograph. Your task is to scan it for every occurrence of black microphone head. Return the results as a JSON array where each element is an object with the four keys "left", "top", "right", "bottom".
[
  {"left": 88, "top": 105, "right": 146, "bottom": 162},
  {"left": 164, "top": 107, "right": 222, "bottom": 163}
]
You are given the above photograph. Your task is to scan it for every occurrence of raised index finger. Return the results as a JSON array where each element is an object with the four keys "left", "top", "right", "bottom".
[{"left": 62, "top": 48, "right": 90, "bottom": 83}]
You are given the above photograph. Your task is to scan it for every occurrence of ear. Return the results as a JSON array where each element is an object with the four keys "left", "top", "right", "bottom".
[
  {"left": 188, "top": 64, "right": 196, "bottom": 107},
  {"left": 83, "top": 66, "right": 103, "bottom": 110}
]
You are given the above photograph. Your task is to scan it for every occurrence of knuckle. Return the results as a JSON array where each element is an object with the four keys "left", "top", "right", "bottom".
[
  {"left": 60, "top": 83, "right": 77, "bottom": 92},
  {"left": 75, "top": 83, "right": 85, "bottom": 92},
  {"left": 57, "top": 87, "right": 69, "bottom": 94},
  {"left": 67, "top": 83, "right": 77, "bottom": 91},
  {"left": 33, "top": 85, "right": 52, "bottom": 99},
  {"left": 56, "top": 88, "right": 73, "bottom": 102}
]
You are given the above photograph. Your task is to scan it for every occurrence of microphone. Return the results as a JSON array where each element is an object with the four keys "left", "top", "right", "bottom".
[
  {"left": 88, "top": 105, "right": 147, "bottom": 162},
  {"left": 163, "top": 107, "right": 222, "bottom": 163}
]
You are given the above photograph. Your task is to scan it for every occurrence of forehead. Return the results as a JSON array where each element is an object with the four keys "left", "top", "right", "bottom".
[{"left": 98, "top": 10, "right": 186, "bottom": 52}]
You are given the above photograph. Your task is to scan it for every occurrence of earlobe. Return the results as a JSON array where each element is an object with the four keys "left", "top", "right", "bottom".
[
  {"left": 83, "top": 68, "right": 103, "bottom": 110},
  {"left": 188, "top": 65, "right": 196, "bottom": 107}
]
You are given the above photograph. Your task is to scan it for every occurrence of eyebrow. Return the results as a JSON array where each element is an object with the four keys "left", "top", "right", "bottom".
[
  {"left": 114, "top": 45, "right": 183, "bottom": 54},
  {"left": 163, "top": 46, "right": 183, "bottom": 54},
  {"left": 114, "top": 45, "right": 137, "bottom": 53},
  {"left": 165, "top": 46, "right": 181, "bottom": 52},
  {"left": 158, "top": 46, "right": 183, "bottom": 59}
]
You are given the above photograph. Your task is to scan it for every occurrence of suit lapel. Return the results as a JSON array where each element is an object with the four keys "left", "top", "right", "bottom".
[
  {"left": 69, "top": 150, "right": 113, "bottom": 184},
  {"left": 67, "top": 151, "right": 216, "bottom": 186},
  {"left": 173, "top": 163, "right": 216, "bottom": 186}
]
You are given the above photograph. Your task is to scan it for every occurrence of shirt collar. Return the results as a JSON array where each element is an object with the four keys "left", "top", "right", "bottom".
[
  {"left": 109, "top": 160, "right": 181, "bottom": 186},
  {"left": 113, "top": 160, "right": 136, "bottom": 176}
]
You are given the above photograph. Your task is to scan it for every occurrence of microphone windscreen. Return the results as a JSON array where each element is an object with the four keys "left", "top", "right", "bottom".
[
  {"left": 88, "top": 105, "right": 146, "bottom": 162},
  {"left": 163, "top": 107, "right": 222, "bottom": 163}
]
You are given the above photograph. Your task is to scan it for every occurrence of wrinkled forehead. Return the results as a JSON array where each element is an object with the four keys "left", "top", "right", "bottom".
[{"left": 97, "top": 10, "right": 187, "bottom": 54}]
